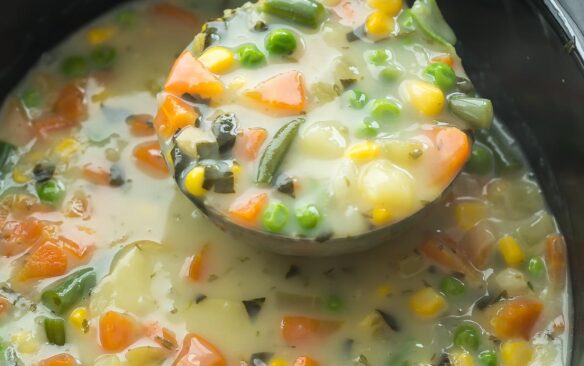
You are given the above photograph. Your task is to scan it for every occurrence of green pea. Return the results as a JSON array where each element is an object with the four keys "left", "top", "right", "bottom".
[
  {"left": 465, "top": 143, "right": 494, "bottom": 175},
  {"left": 368, "top": 49, "right": 388, "bottom": 65},
  {"left": 346, "top": 89, "right": 369, "bottom": 109},
  {"left": 439, "top": 276, "right": 465, "bottom": 296},
  {"left": 236, "top": 44, "right": 266, "bottom": 68},
  {"left": 20, "top": 88, "right": 41, "bottom": 109},
  {"left": 357, "top": 117, "right": 380, "bottom": 138},
  {"left": 296, "top": 204, "right": 321, "bottom": 229},
  {"left": 91, "top": 46, "right": 117, "bottom": 69},
  {"left": 117, "top": 9, "right": 137, "bottom": 26},
  {"left": 453, "top": 324, "right": 481, "bottom": 351},
  {"left": 379, "top": 65, "right": 401, "bottom": 82},
  {"left": 262, "top": 202, "right": 289, "bottom": 233},
  {"left": 36, "top": 179, "right": 66, "bottom": 205},
  {"left": 325, "top": 295, "right": 343, "bottom": 312},
  {"left": 265, "top": 28, "right": 298, "bottom": 55},
  {"left": 371, "top": 99, "right": 400, "bottom": 123},
  {"left": 424, "top": 62, "right": 456, "bottom": 90},
  {"left": 527, "top": 256, "right": 545, "bottom": 278},
  {"left": 60, "top": 56, "right": 88, "bottom": 78},
  {"left": 477, "top": 350, "right": 498, "bottom": 366}
]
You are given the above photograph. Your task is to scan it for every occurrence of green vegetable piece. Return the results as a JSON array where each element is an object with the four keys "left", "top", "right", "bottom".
[
  {"left": 475, "top": 128, "right": 524, "bottom": 176},
  {"left": 380, "top": 65, "right": 402, "bottom": 82},
  {"left": 424, "top": 62, "right": 456, "bottom": 90},
  {"left": 91, "top": 46, "right": 117, "bottom": 69},
  {"left": 236, "top": 44, "right": 266, "bottom": 68},
  {"left": 371, "top": 99, "right": 400, "bottom": 123},
  {"left": 0, "top": 142, "right": 15, "bottom": 170},
  {"left": 465, "top": 143, "right": 494, "bottom": 175},
  {"left": 117, "top": 9, "right": 137, "bottom": 26},
  {"left": 439, "top": 276, "right": 465, "bottom": 296},
  {"left": 296, "top": 204, "right": 321, "bottom": 229},
  {"left": 257, "top": 118, "right": 305, "bottom": 184},
  {"left": 325, "top": 295, "right": 343, "bottom": 312},
  {"left": 368, "top": 49, "right": 389, "bottom": 65},
  {"left": 262, "top": 202, "right": 290, "bottom": 233},
  {"left": 527, "top": 256, "right": 546, "bottom": 278},
  {"left": 60, "top": 56, "right": 88, "bottom": 78},
  {"left": 20, "top": 89, "right": 41, "bottom": 109},
  {"left": 453, "top": 324, "right": 481, "bottom": 351},
  {"left": 36, "top": 179, "right": 66, "bottom": 205},
  {"left": 262, "top": 0, "right": 326, "bottom": 28},
  {"left": 449, "top": 96, "right": 494, "bottom": 129},
  {"left": 357, "top": 117, "right": 380, "bottom": 138},
  {"left": 397, "top": 9, "right": 416, "bottom": 35},
  {"left": 478, "top": 350, "right": 498, "bottom": 366},
  {"left": 44, "top": 317, "right": 66, "bottom": 346},
  {"left": 346, "top": 89, "right": 369, "bottom": 109},
  {"left": 41, "top": 268, "right": 97, "bottom": 315},
  {"left": 411, "top": 0, "right": 456, "bottom": 49},
  {"left": 265, "top": 28, "right": 298, "bottom": 55}
]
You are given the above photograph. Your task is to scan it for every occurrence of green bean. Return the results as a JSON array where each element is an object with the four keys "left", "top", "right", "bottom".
[
  {"left": 44, "top": 317, "right": 66, "bottom": 346},
  {"left": 257, "top": 118, "right": 305, "bottom": 184},
  {"left": 262, "top": 0, "right": 326, "bottom": 28},
  {"left": 41, "top": 268, "right": 96, "bottom": 315},
  {"left": 410, "top": 0, "right": 456, "bottom": 49},
  {"left": 0, "top": 142, "right": 15, "bottom": 170},
  {"left": 475, "top": 127, "right": 524, "bottom": 176},
  {"left": 449, "top": 96, "right": 493, "bottom": 129}
]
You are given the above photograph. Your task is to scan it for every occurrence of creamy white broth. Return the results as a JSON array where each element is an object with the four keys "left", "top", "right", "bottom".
[{"left": 0, "top": 1, "right": 570, "bottom": 366}]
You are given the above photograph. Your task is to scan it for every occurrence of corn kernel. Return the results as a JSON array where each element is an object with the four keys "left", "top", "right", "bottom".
[
  {"left": 199, "top": 46, "right": 235, "bottom": 74},
  {"left": 376, "top": 283, "right": 393, "bottom": 298},
  {"left": 454, "top": 201, "right": 487, "bottom": 231},
  {"left": 365, "top": 10, "right": 395, "bottom": 38},
  {"left": 345, "top": 141, "right": 380, "bottom": 162},
  {"left": 11, "top": 331, "right": 39, "bottom": 354},
  {"left": 401, "top": 80, "right": 445, "bottom": 116},
  {"left": 69, "top": 307, "right": 89, "bottom": 332},
  {"left": 184, "top": 166, "right": 207, "bottom": 197},
  {"left": 450, "top": 352, "right": 475, "bottom": 366},
  {"left": 409, "top": 287, "right": 447, "bottom": 318},
  {"left": 269, "top": 358, "right": 289, "bottom": 366},
  {"left": 498, "top": 235, "right": 525, "bottom": 267},
  {"left": 367, "top": 0, "right": 403, "bottom": 16},
  {"left": 12, "top": 166, "right": 31, "bottom": 184},
  {"left": 54, "top": 137, "right": 81, "bottom": 161},
  {"left": 232, "top": 163, "right": 241, "bottom": 179},
  {"left": 501, "top": 341, "right": 533, "bottom": 366},
  {"left": 371, "top": 207, "right": 393, "bottom": 226},
  {"left": 86, "top": 26, "right": 117, "bottom": 45}
]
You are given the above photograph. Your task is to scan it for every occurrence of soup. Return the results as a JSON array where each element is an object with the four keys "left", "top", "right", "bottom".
[{"left": 0, "top": 1, "right": 569, "bottom": 365}]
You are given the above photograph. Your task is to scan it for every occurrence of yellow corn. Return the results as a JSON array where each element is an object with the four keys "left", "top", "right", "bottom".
[
  {"left": 199, "top": 46, "right": 235, "bottom": 74},
  {"left": 11, "top": 331, "right": 39, "bottom": 354},
  {"left": 345, "top": 141, "right": 380, "bottom": 162},
  {"left": 376, "top": 283, "right": 393, "bottom": 298},
  {"left": 371, "top": 207, "right": 393, "bottom": 226},
  {"left": 365, "top": 10, "right": 394, "bottom": 38},
  {"left": 367, "top": 0, "right": 403, "bottom": 16},
  {"left": 454, "top": 201, "right": 487, "bottom": 231},
  {"left": 401, "top": 80, "right": 445, "bottom": 116},
  {"left": 232, "top": 163, "right": 241, "bottom": 179},
  {"left": 12, "top": 166, "right": 31, "bottom": 184},
  {"left": 184, "top": 166, "right": 207, "bottom": 197},
  {"left": 501, "top": 341, "right": 534, "bottom": 366},
  {"left": 409, "top": 287, "right": 447, "bottom": 318},
  {"left": 268, "top": 358, "right": 289, "bottom": 366},
  {"left": 498, "top": 235, "right": 525, "bottom": 267},
  {"left": 126, "top": 346, "right": 167, "bottom": 366},
  {"left": 54, "top": 137, "right": 81, "bottom": 161},
  {"left": 450, "top": 352, "right": 475, "bottom": 366},
  {"left": 69, "top": 307, "right": 89, "bottom": 332},
  {"left": 86, "top": 26, "right": 117, "bottom": 45}
]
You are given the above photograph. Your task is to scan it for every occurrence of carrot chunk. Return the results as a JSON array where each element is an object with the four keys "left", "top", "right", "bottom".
[
  {"left": 234, "top": 128, "right": 268, "bottom": 160},
  {"left": 172, "top": 333, "right": 226, "bottom": 366},
  {"left": 425, "top": 127, "right": 471, "bottom": 186},
  {"left": 133, "top": 140, "right": 170, "bottom": 176},
  {"left": 431, "top": 54, "right": 455, "bottom": 67},
  {"left": 99, "top": 311, "right": 141, "bottom": 352},
  {"left": 0, "top": 296, "right": 12, "bottom": 317},
  {"left": 293, "top": 356, "right": 320, "bottom": 366},
  {"left": 489, "top": 298, "right": 543, "bottom": 340},
  {"left": 82, "top": 163, "right": 111, "bottom": 186},
  {"left": 420, "top": 236, "right": 474, "bottom": 277},
  {"left": 39, "top": 354, "right": 78, "bottom": 366},
  {"left": 155, "top": 95, "right": 199, "bottom": 139},
  {"left": 164, "top": 51, "right": 224, "bottom": 100},
  {"left": 188, "top": 244, "right": 209, "bottom": 282},
  {"left": 54, "top": 83, "right": 87, "bottom": 124},
  {"left": 228, "top": 193, "right": 268, "bottom": 225},
  {"left": 18, "top": 241, "right": 68, "bottom": 280},
  {"left": 127, "top": 114, "right": 155, "bottom": 137},
  {"left": 245, "top": 71, "right": 306, "bottom": 116},
  {"left": 545, "top": 234, "right": 567, "bottom": 290},
  {"left": 0, "top": 219, "right": 46, "bottom": 257},
  {"left": 151, "top": 3, "right": 198, "bottom": 26},
  {"left": 281, "top": 316, "right": 341, "bottom": 345},
  {"left": 33, "top": 115, "right": 72, "bottom": 138}
]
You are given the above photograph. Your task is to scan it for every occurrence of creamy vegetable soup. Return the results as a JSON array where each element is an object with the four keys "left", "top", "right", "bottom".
[{"left": 0, "top": 0, "right": 570, "bottom": 366}]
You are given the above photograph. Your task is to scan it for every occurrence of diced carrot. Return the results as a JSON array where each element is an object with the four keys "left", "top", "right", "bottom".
[
  {"left": 228, "top": 193, "right": 268, "bottom": 225},
  {"left": 151, "top": 3, "right": 198, "bottom": 27},
  {"left": 57, "top": 236, "right": 94, "bottom": 260},
  {"left": 293, "top": 356, "right": 320, "bottom": 366},
  {"left": 54, "top": 83, "right": 87, "bottom": 124},
  {"left": 425, "top": 127, "right": 471, "bottom": 186},
  {"left": 188, "top": 244, "right": 209, "bottom": 282},
  {"left": 431, "top": 54, "right": 455, "bottom": 67},
  {"left": 0, "top": 296, "right": 12, "bottom": 317},
  {"left": 420, "top": 236, "right": 474, "bottom": 277},
  {"left": 133, "top": 140, "right": 170, "bottom": 176},
  {"left": 82, "top": 163, "right": 110, "bottom": 186},
  {"left": 545, "top": 234, "right": 566, "bottom": 290},
  {"left": 489, "top": 298, "right": 543, "bottom": 340},
  {"left": 0, "top": 219, "right": 46, "bottom": 257},
  {"left": 234, "top": 128, "right": 268, "bottom": 160},
  {"left": 99, "top": 311, "right": 141, "bottom": 352},
  {"left": 126, "top": 114, "right": 155, "bottom": 137},
  {"left": 147, "top": 323, "right": 179, "bottom": 351},
  {"left": 39, "top": 353, "right": 78, "bottom": 366},
  {"left": 155, "top": 95, "right": 199, "bottom": 139},
  {"left": 164, "top": 51, "right": 225, "bottom": 100},
  {"left": 172, "top": 333, "right": 226, "bottom": 366},
  {"left": 18, "top": 241, "right": 68, "bottom": 281},
  {"left": 245, "top": 71, "right": 307, "bottom": 116},
  {"left": 33, "top": 114, "right": 73, "bottom": 138},
  {"left": 281, "top": 316, "right": 341, "bottom": 345}
]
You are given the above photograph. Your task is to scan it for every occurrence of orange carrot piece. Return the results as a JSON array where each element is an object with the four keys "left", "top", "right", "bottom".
[
  {"left": 420, "top": 236, "right": 474, "bottom": 276},
  {"left": 126, "top": 114, "right": 155, "bottom": 137},
  {"left": 0, "top": 296, "right": 12, "bottom": 317},
  {"left": 147, "top": 323, "right": 179, "bottom": 351},
  {"left": 155, "top": 95, "right": 199, "bottom": 139},
  {"left": 164, "top": 51, "right": 224, "bottom": 100},
  {"left": 546, "top": 234, "right": 566, "bottom": 290},
  {"left": 245, "top": 71, "right": 307, "bottom": 116},
  {"left": 99, "top": 311, "right": 141, "bottom": 352},
  {"left": 133, "top": 140, "right": 170, "bottom": 176},
  {"left": 293, "top": 356, "right": 320, "bottom": 366},
  {"left": 151, "top": 3, "right": 198, "bottom": 26},
  {"left": 39, "top": 354, "right": 78, "bottom": 366},
  {"left": 0, "top": 219, "right": 46, "bottom": 257},
  {"left": 431, "top": 54, "right": 455, "bottom": 67},
  {"left": 188, "top": 244, "right": 209, "bottom": 282},
  {"left": 18, "top": 241, "right": 68, "bottom": 280},
  {"left": 228, "top": 193, "right": 268, "bottom": 225},
  {"left": 54, "top": 83, "right": 87, "bottom": 124},
  {"left": 172, "top": 333, "right": 226, "bottom": 366},
  {"left": 82, "top": 163, "right": 111, "bottom": 186},
  {"left": 489, "top": 298, "right": 543, "bottom": 340},
  {"left": 426, "top": 127, "right": 471, "bottom": 186},
  {"left": 281, "top": 316, "right": 341, "bottom": 345},
  {"left": 234, "top": 128, "right": 268, "bottom": 160},
  {"left": 33, "top": 114, "right": 73, "bottom": 138}
]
